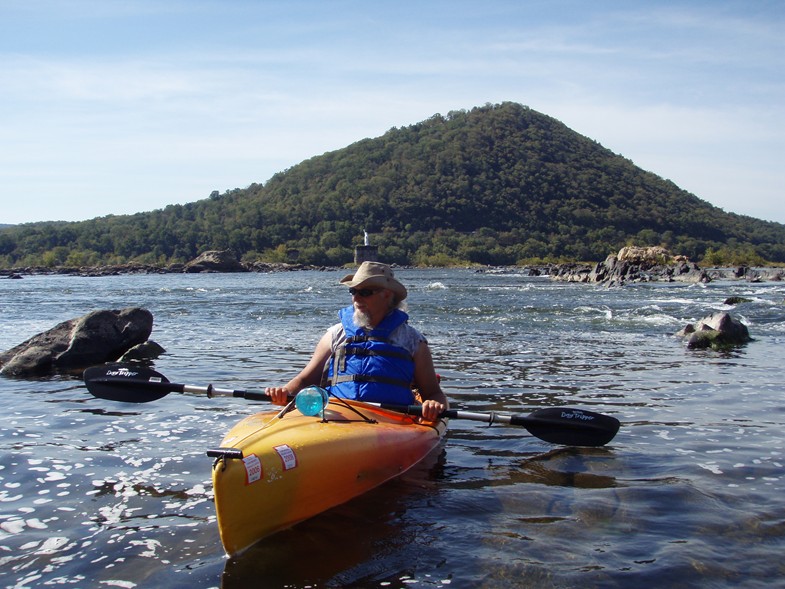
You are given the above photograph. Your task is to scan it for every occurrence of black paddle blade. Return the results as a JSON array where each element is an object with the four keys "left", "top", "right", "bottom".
[
  {"left": 83, "top": 364, "right": 174, "bottom": 403},
  {"left": 515, "top": 407, "right": 620, "bottom": 447}
]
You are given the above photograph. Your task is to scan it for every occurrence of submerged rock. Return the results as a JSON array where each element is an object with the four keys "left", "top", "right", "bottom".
[
  {"left": 723, "top": 296, "right": 753, "bottom": 305},
  {"left": 0, "top": 308, "right": 154, "bottom": 377}
]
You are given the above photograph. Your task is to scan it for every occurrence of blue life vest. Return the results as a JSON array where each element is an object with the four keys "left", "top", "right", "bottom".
[{"left": 323, "top": 306, "right": 416, "bottom": 404}]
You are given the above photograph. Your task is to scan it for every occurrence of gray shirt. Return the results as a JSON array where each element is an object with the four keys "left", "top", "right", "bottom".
[{"left": 326, "top": 321, "right": 426, "bottom": 357}]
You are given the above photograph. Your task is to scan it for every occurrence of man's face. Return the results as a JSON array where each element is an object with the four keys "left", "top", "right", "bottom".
[{"left": 350, "top": 287, "right": 391, "bottom": 328}]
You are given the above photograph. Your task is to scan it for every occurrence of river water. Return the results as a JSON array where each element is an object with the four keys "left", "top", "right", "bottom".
[{"left": 1, "top": 268, "right": 784, "bottom": 588}]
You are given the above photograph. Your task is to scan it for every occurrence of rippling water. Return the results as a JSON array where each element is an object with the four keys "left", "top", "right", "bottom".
[{"left": 1, "top": 269, "right": 784, "bottom": 588}]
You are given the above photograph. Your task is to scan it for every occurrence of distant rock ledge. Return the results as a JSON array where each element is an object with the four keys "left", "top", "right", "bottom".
[
  {"left": 548, "top": 246, "right": 784, "bottom": 285},
  {"left": 0, "top": 250, "right": 330, "bottom": 277}
]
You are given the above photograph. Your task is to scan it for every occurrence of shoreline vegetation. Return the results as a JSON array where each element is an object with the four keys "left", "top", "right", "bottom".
[
  {"left": 1, "top": 255, "right": 783, "bottom": 285},
  {"left": 2, "top": 244, "right": 783, "bottom": 284}
]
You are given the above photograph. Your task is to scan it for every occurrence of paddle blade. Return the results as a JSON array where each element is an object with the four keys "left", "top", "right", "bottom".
[
  {"left": 83, "top": 364, "right": 175, "bottom": 403},
  {"left": 515, "top": 407, "right": 620, "bottom": 447}
]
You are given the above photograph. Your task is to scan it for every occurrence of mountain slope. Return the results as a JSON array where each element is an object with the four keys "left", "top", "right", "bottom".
[{"left": 2, "top": 102, "right": 784, "bottom": 267}]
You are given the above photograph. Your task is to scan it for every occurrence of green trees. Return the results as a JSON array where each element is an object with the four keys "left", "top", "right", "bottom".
[{"left": 2, "top": 102, "right": 784, "bottom": 269}]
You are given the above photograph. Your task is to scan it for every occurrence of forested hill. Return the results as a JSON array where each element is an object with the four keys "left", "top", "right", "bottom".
[{"left": 2, "top": 101, "right": 785, "bottom": 268}]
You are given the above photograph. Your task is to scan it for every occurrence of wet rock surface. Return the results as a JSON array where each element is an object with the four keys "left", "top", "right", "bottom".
[{"left": 0, "top": 308, "right": 154, "bottom": 377}]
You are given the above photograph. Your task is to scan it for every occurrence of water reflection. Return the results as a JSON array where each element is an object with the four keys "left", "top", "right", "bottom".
[{"left": 512, "top": 447, "right": 619, "bottom": 489}]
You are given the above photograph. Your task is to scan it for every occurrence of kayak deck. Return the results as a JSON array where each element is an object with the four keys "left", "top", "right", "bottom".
[{"left": 209, "top": 398, "right": 446, "bottom": 556}]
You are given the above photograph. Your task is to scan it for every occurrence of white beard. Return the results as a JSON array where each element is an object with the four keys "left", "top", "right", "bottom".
[{"left": 353, "top": 308, "right": 374, "bottom": 330}]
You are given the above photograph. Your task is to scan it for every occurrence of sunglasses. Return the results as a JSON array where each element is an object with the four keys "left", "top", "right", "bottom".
[{"left": 349, "top": 287, "right": 380, "bottom": 297}]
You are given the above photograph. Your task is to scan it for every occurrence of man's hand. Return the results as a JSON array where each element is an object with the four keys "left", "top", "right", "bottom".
[
  {"left": 265, "top": 386, "right": 291, "bottom": 406},
  {"left": 420, "top": 399, "right": 445, "bottom": 422}
]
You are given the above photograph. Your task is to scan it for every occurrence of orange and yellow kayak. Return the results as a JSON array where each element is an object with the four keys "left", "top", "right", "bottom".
[{"left": 208, "top": 398, "right": 446, "bottom": 556}]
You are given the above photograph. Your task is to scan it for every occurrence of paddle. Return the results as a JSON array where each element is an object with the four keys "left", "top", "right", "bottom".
[
  {"left": 83, "top": 364, "right": 620, "bottom": 446},
  {"left": 375, "top": 403, "right": 619, "bottom": 447},
  {"left": 83, "top": 364, "right": 274, "bottom": 403}
]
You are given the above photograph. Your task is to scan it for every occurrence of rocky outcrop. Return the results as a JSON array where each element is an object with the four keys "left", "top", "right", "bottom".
[
  {"left": 183, "top": 250, "right": 246, "bottom": 273},
  {"left": 675, "top": 312, "right": 752, "bottom": 349},
  {"left": 732, "top": 266, "right": 785, "bottom": 282},
  {"left": 550, "top": 262, "right": 594, "bottom": 283},
  {"left": 616, "top": 246, "right": 673, "bottom": 264},
  {"left": 0, "top": 308, "right": 154, "bottom": 377},
  {"left": 551, "top": 247, "right": 709, "bottom": 286}
]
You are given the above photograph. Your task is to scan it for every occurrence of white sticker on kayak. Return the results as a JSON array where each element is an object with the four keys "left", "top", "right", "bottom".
[
  {"left": 242, "top": 454, "right": 262, "bottom": 484},
  {"left": 274, "top": 445, "right": 298, "bottom": 470}
]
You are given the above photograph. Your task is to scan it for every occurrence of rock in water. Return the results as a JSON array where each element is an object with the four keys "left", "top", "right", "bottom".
[
  {"left": 0, "top": 308, "right": 154, "bottom": 377},
  {"left": 723, "top": 296, "right": 753, "bottom": 305},
  {"left": 675, "top": 311, "right": 752, "bottom": 350},
  {"left": 119, "top": 340, "right": 166, "bottom": 362},
  {"left": 184, "top": 250, "right": 246, "bottom": 273}
]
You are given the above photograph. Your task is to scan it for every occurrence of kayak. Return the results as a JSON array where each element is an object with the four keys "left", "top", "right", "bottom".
[
  {"left": 207, "top": 397, "right": 447, "bottom": 556},
  {"left": 82, "top": 364, "right": 619, "bottom": 556}
]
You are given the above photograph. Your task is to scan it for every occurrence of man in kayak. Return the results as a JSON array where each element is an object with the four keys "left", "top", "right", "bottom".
[{"left": 266, "top": 261, "right": 448, "bottom": 421}]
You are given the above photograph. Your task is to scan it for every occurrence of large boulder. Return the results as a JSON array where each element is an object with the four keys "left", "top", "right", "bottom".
[
  {"left": 184, "top": 250, "right": 246, "bottom": 273},
  {"left": 0, "top": 308, "right": 154, "bottom": 377},
  {"left": 675, "top": 312, "right": 752, "bottom": 349},
  {"left": 616, "top": 246, "right": 672, "bottom": 264}
]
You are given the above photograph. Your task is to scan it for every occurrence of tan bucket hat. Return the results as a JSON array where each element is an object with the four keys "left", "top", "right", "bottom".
[{"left": 339, "top": 262, "right": 407, "bottom": 301}]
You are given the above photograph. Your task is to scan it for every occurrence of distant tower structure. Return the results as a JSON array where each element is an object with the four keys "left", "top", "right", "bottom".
[{"left": 354, "top": 229, "right": 378, "bottom": 264}]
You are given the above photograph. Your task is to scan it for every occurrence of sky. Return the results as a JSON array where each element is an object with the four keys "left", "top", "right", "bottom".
[{"left": 1, "top": 0, "right": 783, "bottom": 225}]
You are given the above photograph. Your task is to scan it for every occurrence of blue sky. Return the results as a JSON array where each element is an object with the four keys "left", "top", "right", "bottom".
[{"left": 1, "top": 0, "right": 783, "bottom": 225}]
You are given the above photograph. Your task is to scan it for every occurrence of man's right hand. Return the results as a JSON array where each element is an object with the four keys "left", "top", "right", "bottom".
[{"left": 265, "top": 387, "right": 291, "bottom": 405}]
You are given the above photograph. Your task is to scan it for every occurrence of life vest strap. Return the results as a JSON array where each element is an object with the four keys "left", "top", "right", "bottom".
[
  {"left": 345, "top": 334, "right": 388, "bottom": 343},
  {"left": 344, "top": 346, "right": 412, "bottom": 361}
]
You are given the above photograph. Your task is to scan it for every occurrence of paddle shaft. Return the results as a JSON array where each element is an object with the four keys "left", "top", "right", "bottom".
[
  {"left": 84, "top": 364, "right": 619, "bottom": 446},
  {"left": 380, "top": 403, "right": 611, "bottom": 430},
  {"left": 376, "top": 403, "right": 619, "bottom": 446}
]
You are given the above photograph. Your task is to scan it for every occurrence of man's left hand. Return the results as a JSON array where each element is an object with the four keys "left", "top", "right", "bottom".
[{"left": 420, "top": 399, "right": 445, "bottom": 422}]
